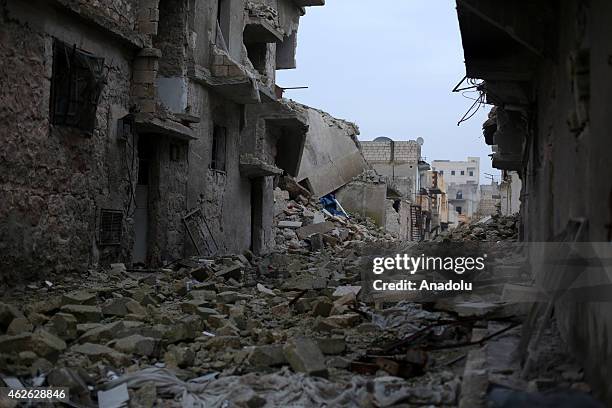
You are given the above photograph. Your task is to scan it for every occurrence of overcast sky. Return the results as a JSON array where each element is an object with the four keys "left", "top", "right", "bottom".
[{"left": 276, "top": 0, "right": 498, "bottom": 182}]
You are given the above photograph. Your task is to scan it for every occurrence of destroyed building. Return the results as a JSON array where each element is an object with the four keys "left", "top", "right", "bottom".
[
  {"left": 0, "top": 0, "right": 325, "bottom": 278},
  {"left": 499, "top": 171, "right": 521, "bottom": 216},
  {"left": 476, "top": 182, "right": 501, "bottom": 218},
  {"left": 456, "top": 0, "right": 612, "bottom": 403}
]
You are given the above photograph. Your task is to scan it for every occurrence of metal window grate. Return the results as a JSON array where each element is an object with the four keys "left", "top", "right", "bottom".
[{"left": 99, "top": 209, "right": 123, "bottom": 245}]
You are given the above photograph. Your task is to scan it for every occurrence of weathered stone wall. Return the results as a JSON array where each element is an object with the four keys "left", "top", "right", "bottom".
[
  {"left": 0, "top": 0, "right": 137, "bottom": 279},
  {"left": 523, "top": 0, "right": 612, "bottom": 403},
  {"left": 186, "top": 87, "right": 253, "bottom": 256}
]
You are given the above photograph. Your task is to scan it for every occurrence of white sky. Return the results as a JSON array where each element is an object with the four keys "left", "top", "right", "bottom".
[{"left": 276, "top": 0, "right": 498, "bottom": 182}]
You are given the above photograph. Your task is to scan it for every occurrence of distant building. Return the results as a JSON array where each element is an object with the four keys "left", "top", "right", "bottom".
[
  {"left": 360, "top": 137, "right": 423, "bottom": 201},
  {"left": 431, "top": 157, "right": 480, "bottom": 185},
  {"left": 431, "top": 157, "right": 481, "bottom": 221}
]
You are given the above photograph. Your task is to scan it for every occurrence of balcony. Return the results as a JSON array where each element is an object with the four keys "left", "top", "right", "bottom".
[{"left": 189, "top": 46, "right": 276, "bottom": 105}]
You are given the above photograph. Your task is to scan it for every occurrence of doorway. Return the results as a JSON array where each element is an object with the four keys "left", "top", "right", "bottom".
[
  {"left": 251, "top": 177, "right": 264, "bottom": 254},
  {"left": 132, "top": 137, "right": 157, "bottom": 266}
]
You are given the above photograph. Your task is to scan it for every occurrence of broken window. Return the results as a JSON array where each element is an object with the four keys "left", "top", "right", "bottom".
[
  {"left": 451, "top": 170, "right": 456, "bottom": 176},
  {"left": 50, "top": 40, "right": 105, "bottom": 134},
  {"left": 456, "top": 191, "right": 463, "bottom": 199},
  {"left": 461, "top": 170, "right": 465, "bottom": 175},
  {"left": 99, "top": 209, "right": 123, "bottom": 245},
  {"left": 211, "top": 125, "right": 227, "bottom": 171},
  {"left": 456, "top": 206, "right": 462, "bottom": 214}
]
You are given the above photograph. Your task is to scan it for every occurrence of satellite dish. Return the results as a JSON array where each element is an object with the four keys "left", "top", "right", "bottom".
[{"left": 416, "top": 137, "right": 424, "bottom": 146}]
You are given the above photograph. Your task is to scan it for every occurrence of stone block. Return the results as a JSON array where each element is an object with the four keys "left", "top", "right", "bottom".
[{"left": 283, "top": 337, "right": 328, "bottom": 378}]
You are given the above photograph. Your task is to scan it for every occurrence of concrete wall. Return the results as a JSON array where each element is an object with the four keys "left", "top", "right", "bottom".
[
  {"left": 335, "top": 181, "right": 387, "bottom": 227},
  {"left": 296, "top": 104, "right": 367, "bottom": 197},
  {"left": 361, "top": 139, "right": 421, "bottom": 201}
]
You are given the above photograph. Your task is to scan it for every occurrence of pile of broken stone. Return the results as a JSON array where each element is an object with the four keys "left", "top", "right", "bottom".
[
  {"left": 0, "top": 189, "right": 462, "bottom": 407},
  {"left": 0, "top": 193, "right": 598, "bottom": 407},
  {"left": 441, "top": 213, "right": 520, "bottom": 242}
]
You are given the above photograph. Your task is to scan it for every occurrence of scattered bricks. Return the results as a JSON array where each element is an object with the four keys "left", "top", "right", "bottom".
[
  {"left": 71, "top": 343, "right": 130, "bottom": 366},
  {"left": 6, "top": 317, "right": 33, "bottom": 335},
  {"left": 278, "top": 221, "right": 303, "bottom": 229},
  {"left": 217, "top": 291, "right": 241, "bottom": 303},
  {"left": 101, "top": 297, "right": 133, "bottom": 317},
  {"left": 309, "top": 233, "right": 324, "bottom": 251},
  {"left": 216, "top": 264, "right": 242, "bottom": 281},
  {"left": 317, "top": 336, "right": 346, "bottom": 355},
  {"left": 26, "top": 298, "right": 61, "bottom": 315},
  {"left": 246, "top": 344, "right": 287, "bottom": 367},
  {"left": 61, "top": 291, "right": 97, "bottom": 306},
  {"left": 113, "top": 335, "right": 158, "bottom": 357},
  {"left": 194, "top": 307, "right": 221, "bottom": 320},
  {"left": 163, "top": 315, "right": 203, "bottom": 344},
  {"left": 204, "top": 336, "right": 241, "bottom": 351},
  {"left": 316, "top": 313, "right": 361, "bottom": 331},
  {"left": 332, "top": 285, "right": 361, "bottom": 298},
  {"left": 331, "top": 293, "right": 356, "bottom": 315},
  {"left": 49, "top": 313, "right": 78, "bottom": 341},
  {"left": 296, "top": 221, "right": 336, "bottom": 240},
  {"left": 189, "top": 290, "right": 217, "bottom": 301},
  {"left": 164, "top": 345, "right": 195, "bottom": 368},
  {"left": 125, "top": 300, "right": 147, "bottom": 316},
  {"left": 311, "top": 299, "right": 333, "bottom": 317},
  {"left": 207, "top": 315, "right": 228, "bottom": 329},
  {"left": 0, "top": 330, "right": 67, "bottom": 360},
  {"left": 78, "top": 321, "right": 126, "bottom": 344},
  {"left": 283, "top": 337, "right": 329, "bottom": 378},
  {"left": 60, "top": 305, "right": 103, "bottom": 323}
]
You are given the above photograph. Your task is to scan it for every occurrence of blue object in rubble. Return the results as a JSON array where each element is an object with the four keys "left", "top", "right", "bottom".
[{"left": 320, "top": 193, "right": 344, "bottom": 216}]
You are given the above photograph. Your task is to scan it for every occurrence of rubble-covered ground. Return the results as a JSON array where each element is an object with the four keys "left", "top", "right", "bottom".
[{"left": 0, "top": 191, "right": 604, "bottom": 407}]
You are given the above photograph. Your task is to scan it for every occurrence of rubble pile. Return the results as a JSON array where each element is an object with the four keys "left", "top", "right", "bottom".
[
  {"left": 272, "top": 187, "right": 392, "bottom": 252},
  {"left": 0, "top": 191, "right": 599, "bottom": 407},
  {"left": 442, "top": 213, "right": 520, "bottom": 242}
]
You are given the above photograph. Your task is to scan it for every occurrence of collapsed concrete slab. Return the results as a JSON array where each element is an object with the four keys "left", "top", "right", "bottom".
[{"left": 293, "top": 102, "right": 367, "bottom": 197}]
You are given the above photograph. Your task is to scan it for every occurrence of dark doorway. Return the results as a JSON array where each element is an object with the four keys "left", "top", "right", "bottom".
[
  {"left": 251, "top": 178, "right": 265, "bottom": 254},
  {"left": 132, "top": 136, "right": 158, "bottom": 266}
]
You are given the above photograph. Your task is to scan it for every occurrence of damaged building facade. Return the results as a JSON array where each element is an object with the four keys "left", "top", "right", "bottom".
[
  {"left": 0, "top": 0, "right": 324, "bottom": 279},
  {"left": 456, "top": 0, "right": 612, "bottom": 403}
]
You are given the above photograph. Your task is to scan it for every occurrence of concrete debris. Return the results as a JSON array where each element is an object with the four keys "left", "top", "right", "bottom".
[
  {"left": 283, "top": 337, "right": 329, "bottom": 378},
  {"left": 0, "top": 185, "right": 598, "bottom": 407},
  {"left": 441, "top": 213, "right": 519, "bottom": 242}
]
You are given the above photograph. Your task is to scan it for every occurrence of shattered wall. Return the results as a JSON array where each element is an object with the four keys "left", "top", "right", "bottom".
[
  {"left": 335, "top": 181, "right": 387, "bottom": 226},
  {"left": 361, "top": 139, "right": 421, "bottom": 200},
  {"left": 295, "top": 103, "right": 367, "bottom": 197}
]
